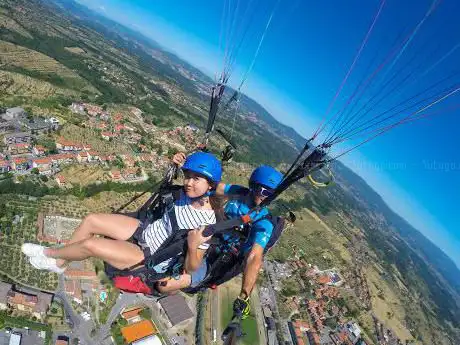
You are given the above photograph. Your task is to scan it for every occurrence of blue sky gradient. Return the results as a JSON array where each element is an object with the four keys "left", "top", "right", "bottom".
[{"left": 77, "top": 0, "right": 460, "bottom": 267}]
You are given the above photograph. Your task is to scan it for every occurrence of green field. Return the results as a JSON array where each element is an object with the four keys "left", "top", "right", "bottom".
[
  {"left": 0, "top": 195, "right": 58, "bottom": 291},
  {"left": 220, "top": 281, "right": 260, "bottom": 345}
]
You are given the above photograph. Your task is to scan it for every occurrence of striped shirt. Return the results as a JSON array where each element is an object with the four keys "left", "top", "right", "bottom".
[{"left": 142, "top": 190, "right": 216, "bottom": 255}]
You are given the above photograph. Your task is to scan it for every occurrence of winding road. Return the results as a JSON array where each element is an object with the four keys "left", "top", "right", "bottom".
[{"left": 55, "top": 275, "right": 95, "bottom": 345}]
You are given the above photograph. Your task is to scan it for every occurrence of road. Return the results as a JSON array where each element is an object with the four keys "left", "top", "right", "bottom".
[
  {"left": 210, "top": 288, "right": 220, "bottom": 343},
  {"left": 94, "top": 292, "right": 141, "bottom": 344},
  {"left": 264, "top": 261, "right": 292, "bottom": 344},
  {"left": 55, "top": 275, "right": 95, "bottom": 345},
  {"left": 94, "top": 293, "right": 173, "bottom": 345},
  {"left": 54, "top": 274, "right": 174, "bottom": 345}
]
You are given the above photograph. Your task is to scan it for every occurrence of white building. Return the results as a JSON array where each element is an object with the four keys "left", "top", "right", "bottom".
[
  {"left": 3, "top": 107, "right": 25, "bottom": 120},
  {"left": 8, "top": 333, "right": 22, "bottom": 345},
  {"left": 132, "top": 335, "right": 162, "bottom": 345},
  {"left": 70, "top": 103, "right": 85, "bottom": 114}
]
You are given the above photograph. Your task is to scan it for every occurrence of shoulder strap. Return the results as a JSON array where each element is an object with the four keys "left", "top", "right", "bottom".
[
  {"left": 264, "top": 216, "right": 285, "bottom": 252},
  {"left": 145, "top": 187, "right": 188, "bottom": 269},
  {"left": 161, "top": 187, "right": 181, "bottom": 233}
]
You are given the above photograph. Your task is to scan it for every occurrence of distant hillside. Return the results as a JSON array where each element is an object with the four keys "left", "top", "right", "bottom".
[{"left": 333, "top": 161, "right": 460, "bottom": 295}]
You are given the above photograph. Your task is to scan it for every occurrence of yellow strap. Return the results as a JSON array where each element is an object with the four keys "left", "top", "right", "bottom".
[{"left": 307, "top": 166, "right": 334, "bottom": 188}]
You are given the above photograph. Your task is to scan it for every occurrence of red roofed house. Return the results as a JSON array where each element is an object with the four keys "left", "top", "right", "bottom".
[
  {"left": 64, "top": 270, "right": 97, "bottom": 280},
  {"left": 32, "top": 145, "right": 46, "bottom": 156},
  {"left": 55, "top": 175, "right": 66, "bottom": 186},
  {"left": 73, "top": 143, "right": 83, "bottom": 151},
  {"left": 88, "top": 151, "right": 100, "bottom": 162},
  {"left": 121, "top": 306, "right": 143, "bottom": 322},
  {"left": 122, "top": 168, "right": 140, "bottom": 181},
  {"left": 114, "top": 124, "right": 125, "bottom": 132},
  {"left": 122, "top": 155, "right": 136, "bottom": 168},
  {"left": 317, "top": 275, "right": 332, "bottom": 285},
  {"left": 11, "top": 157, "right": 29, "bottom": 171},
  {"left": 100, "top": 155, "right": 116, "bottom": 164},
  {"left": 101, "top": 131, "right": 116, "bottom": 140},
  {"left": 32, "top": 157, "right": 52, "bottom": 175},
  {"left": 110, "top": 170, "right": 122, "bottom": 181},
  {"left": 64, "top": 279, "right": 82, "bottom": 304},
  {"left": 84, "top": 104, "right": 103, "bottom": 117},
  {"left": 77, "top": 151, "right": 89, "bottom": 163},
  {"left": 32, "top": 157, "right": 52, "bottom": 169},
  {"left": 49, "top": 153, "right": 75, "bottom": 164},
  {"left": 6, "top": 288, "right": 53, "bottom": 321},
  {"left": 113, "top": 113, "right": 123, "bottom": 123},
  {"left": 0, "top": 160, "right": 10, "bottom": 174},
  {"left": 56, "top": 137, "right": 75, "bottom": 151},
  {"left": 121, "top": 320, "right": 157, "bottom": 344},
  {"left": 8, "top": 142, "right": 30, "bottom": 155}
]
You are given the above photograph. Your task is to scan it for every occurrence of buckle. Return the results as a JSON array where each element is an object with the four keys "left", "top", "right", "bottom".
[{"left": 171, "top": 262, "right": 183, "bottom": 280}]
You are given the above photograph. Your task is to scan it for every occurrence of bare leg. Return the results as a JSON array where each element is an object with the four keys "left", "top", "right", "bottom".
[
  {"left": 46, "top": 237, "right": 145, "bottom": 270},
  {"left": 64, "top": 213, "right": 140, "bottom": 244},
  {"left": 156, "top": 274, "right": 192, "bottom": 294},
  {"left": 46, "top": 213, "right": 140, "bottom": 266}
]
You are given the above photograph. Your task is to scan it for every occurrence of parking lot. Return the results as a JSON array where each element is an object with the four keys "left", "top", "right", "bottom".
[{"left": 0, "top": 328, "right": 46, "bottom": 345}]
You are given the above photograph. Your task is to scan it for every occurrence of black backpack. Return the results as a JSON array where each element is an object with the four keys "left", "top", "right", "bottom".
[{"left": 183, "top": 215, "right": 286, "bottom": 293}]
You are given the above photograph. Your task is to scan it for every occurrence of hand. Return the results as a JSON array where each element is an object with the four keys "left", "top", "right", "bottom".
[
  {"left": 233, "top": 295, "right": 250, "bottom": 319},
  {"left": 172, "top": 152, "right": 186, "bottom": 166},
  {"left": 187, "top": 226, "right": 212, "bottom": 249}
]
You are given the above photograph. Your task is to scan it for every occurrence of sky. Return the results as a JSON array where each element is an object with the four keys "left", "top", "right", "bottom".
[{"left": 76, "top": 0, "right": 460, "bottom": 268}]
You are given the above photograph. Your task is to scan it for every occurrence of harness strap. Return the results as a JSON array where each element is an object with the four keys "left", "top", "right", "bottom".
[{"left": 144, "top": 188, "right": 185, "bottom": 269}]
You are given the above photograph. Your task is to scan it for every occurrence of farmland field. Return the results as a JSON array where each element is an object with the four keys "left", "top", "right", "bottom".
[
  {"left": 220, "top": 278, "right": 260, "bottom": 345},
  {"left": 0, "top": 195, "right": 58, "bottom": 291},
  {"left": 0, "top": 40, "right": 99, "bottom": 94}
]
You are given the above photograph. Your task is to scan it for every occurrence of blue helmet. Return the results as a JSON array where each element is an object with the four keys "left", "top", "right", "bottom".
[
  {"left": 249, "top": 165, "right": 283, "bottom": 190},
  {"left": 182, "top": 151, "right": 222, "bottom": 183}
]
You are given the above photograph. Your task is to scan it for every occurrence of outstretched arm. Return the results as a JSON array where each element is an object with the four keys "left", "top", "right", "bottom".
[
  {"left": 232, "top": 244, "right": 264, "bottom": 318},
  {"left": 240, "top": 244, "right": 264, "bottom": 298}
]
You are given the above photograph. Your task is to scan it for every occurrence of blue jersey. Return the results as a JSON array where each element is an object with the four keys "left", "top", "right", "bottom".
[{"left": 222, "top": 184, "right": 274, "bottom": 253}]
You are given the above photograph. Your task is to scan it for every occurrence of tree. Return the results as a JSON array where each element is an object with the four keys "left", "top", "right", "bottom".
[
  {"left": 139, "top": 308, "right": 152, "bottom": 320},
  {"left": 167, "top": 147, "right": 178, "bottom": 156},
  {"left": 324, "top": 317, "right": 338, "bottom": 329},
  {"left": 31, "top": 168, "right": 39, "bottom": 175},
  {"left": 60, "top": 98, "right": 72, "bottom": 107}
]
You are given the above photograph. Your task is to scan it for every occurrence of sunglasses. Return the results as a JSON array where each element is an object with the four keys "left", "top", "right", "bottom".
[{"left": 254, "top": 185, "right": 275, "bottom": 197}]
